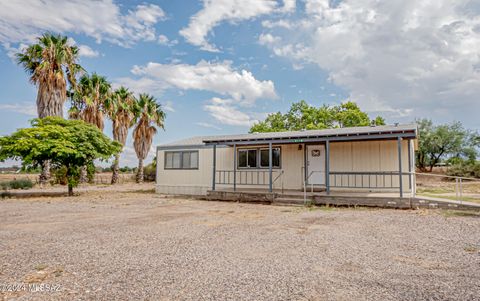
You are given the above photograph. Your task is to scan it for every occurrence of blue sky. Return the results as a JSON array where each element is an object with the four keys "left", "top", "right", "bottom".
[{"left": 1, "top": 0, "right": 479, "bottom": 166}]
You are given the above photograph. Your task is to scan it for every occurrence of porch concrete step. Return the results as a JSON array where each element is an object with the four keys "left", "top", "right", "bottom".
[
  {"left": 275, "top": 193, "right": 311, "bottom": 199},
  {"left": 273, "top": 197, "right": 309, "bottom": 206}
]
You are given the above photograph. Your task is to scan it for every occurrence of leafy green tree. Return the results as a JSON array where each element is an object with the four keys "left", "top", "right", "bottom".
[
  {"left": 333, "top": 101, "right": 371, "bottom": 128},
  {"left": 416, "top": 119, "right": 479, "bottom": 171},
  {"left": 250, "top": 100, "right": 385, "bottom": 133},
  {"left": 0, "top": 117, "right": 121, "bottom": 195}
]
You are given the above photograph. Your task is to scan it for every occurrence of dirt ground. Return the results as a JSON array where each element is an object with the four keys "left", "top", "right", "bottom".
[{"left": 1, "top": 190, "right": 479, "bottom": 301}]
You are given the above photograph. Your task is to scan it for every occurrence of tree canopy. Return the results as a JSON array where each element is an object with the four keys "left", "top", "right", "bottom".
[
  {"left": 416, "top": 119, "right": 480, "bottom": 171},
  {"left": 249, "top": 100, "right": 385, "bottom": 133},
  {"left": 0, "top": 117, "right": 121, "bottom": 195}
]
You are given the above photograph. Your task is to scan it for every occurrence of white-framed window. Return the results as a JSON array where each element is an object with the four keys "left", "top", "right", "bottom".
[
  {"left": 164, "top": 151, "right": 199, "bottom": 169},
  {"left": 237, "top": 147, "right": 281, "bottom": 169}
]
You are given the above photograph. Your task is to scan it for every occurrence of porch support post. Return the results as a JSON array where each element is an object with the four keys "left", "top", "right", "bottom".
[
  {"left": 233, "top": 144, "right": 237, "bottom": 191},
  {"left": 268, "top": 142, "right": 273, "bottom": 193},
  {"left": 325, "top": 140, "right": 330, "bottom": 195},
  {"left": 407, "top": 139, "right": 412, "bottom": 191},
  {"left": 397, "top": 137, "right": 403, "bottom": 198},
  {"left": 410, "top": 139, "right": 416, "bottom": 197},
  {"left": 212, "top": 144, "right": 216, "bottom": 191}
]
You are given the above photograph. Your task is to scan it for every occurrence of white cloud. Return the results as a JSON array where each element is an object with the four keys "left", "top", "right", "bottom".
[
  {"left": 179, "top": 0, "right": 294, "bottom": 52},
  {"left": 117, "top": 60, "right": 277, "bottom": 106},
  {"left": 158, "top": 34, "right": 178, "bottom": 46},
  {"left": 279, "top": 0, "right": 296, "bottom": 13},
  {"left": 196, "top": 122, "right": 222, "bottom": 130},
  {"left": 0, "top": 1, "right": 166, "bottom": 48},
  {"left": 203, "top": 98, "right": 257, "bottom": 126},
  {"left": 258, "top": 33, "right": 281, "bottom": 45},
  {"left": 259, "top": 0, "right": 480, "bottom": 126},
  {"left": 77, "top": 45, "right": 100, "bottom": 58},
  {"left": 261, "top": 19, "right": 293, "bottom": 29},
  {"left": 119, "top": 145, "right": 155, "bottom": 168},
  {"left": 162, "top": 100, "right": 175, "bottom": 112},
  {"left": 0, "top": 103, "right": 36, "bottom": 116}
]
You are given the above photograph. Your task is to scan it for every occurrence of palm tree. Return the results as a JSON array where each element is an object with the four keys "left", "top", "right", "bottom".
[
  {"left": 16, "top": 33, "right": 83, "bottom": 184},
  {"left": 69, "top": 73, "right": 111, "bottom": 130},
  {"left": 107, "top": 87, "right": 136, "bottom": 184},
  {"left": 132, "top": 94, "right": 166, "bottom": 183},
  {"left": 69, "top": 73, "right": 111, "bottom": 182}
]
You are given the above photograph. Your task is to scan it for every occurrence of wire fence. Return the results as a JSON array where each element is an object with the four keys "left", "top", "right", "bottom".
[
  {"left": 415, "top": 172, "right": 480, "bottom": 203},
  {"left": 0, "top": 173, "right": 137, "bottom": 185}
]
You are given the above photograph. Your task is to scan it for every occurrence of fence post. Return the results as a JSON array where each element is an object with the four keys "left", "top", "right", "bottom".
[
  {"left": 455, "top": 178, "right": 459, "bottom": 200},
  {"left": 460, "top": 178, "right": 463, "bottom": 204}
]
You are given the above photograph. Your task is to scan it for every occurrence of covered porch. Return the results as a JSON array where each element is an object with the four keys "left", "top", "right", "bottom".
[{"left": 205, "top": 125, "right": 417, "bottom": 199}]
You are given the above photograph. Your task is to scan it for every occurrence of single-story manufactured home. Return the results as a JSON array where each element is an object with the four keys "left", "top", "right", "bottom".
[{"left": 156, "top": 124, "right": 417, "bottom": 200}]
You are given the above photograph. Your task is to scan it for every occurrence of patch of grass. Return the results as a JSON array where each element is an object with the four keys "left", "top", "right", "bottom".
[
  {"left": 419, "top": 193, "right": 480, "bottom": 204},
  {"left": 417, "top": 187, "right": 451, "bottom": 194},
  {"left": 0, "top": 179, "right": 34, "bottom": 190},
  {"left": 442, "top": 210, "right": 480, "bottom": 218},
  {"left": 126, "top": 189, "right": 155, "bottom": 194},
  {"left": 53, "top": 267, "right": 64, "bottom": 277},
  {"left": 464, "top": 245, "right": 479, "bottom": 253},
  {"left": 316, "top": 205, "right": 336, "bottom": 211},
  {"left": 34, "top": 264, "right": 48, "bottom": 271}
]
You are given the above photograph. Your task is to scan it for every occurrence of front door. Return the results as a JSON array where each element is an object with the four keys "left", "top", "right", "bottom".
[{"left": 307, "top": 145, "right": 325, "bottom": 185}]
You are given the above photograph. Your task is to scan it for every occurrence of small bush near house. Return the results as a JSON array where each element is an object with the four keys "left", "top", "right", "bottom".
[
  {"left": 52, "top": 166, "right": 68, "bottom": 185},
  {"left": 0, "top": 181, "right": 9, "bottom": 190},
  {"left": 1, "top": 179, "right": 34, "bottom": 190},
  {"left": 143, "top": 163, "right": 156, "bottom": 182},
  {"left": 446, "top": 162, "right": 480, "bottom": 178},
  {"left": 86, "top": 162, "right": 96, "bottom": 183}
]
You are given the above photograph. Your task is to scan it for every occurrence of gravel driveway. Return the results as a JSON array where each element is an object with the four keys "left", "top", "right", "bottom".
[{"left": 1, "top": 192, "right": 479, "bottom": 300}]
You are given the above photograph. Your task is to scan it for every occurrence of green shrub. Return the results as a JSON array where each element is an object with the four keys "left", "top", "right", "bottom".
[
  {"left": 1, "top": 179, "right": 34, "bottom": 190},
  {"left": 52, "top": 166, "right": 68, "bottom": 185},
  {"left": 0, "top": 181, "right": 9, "bottom": 190},
  {"left": 446, "top": 162, "right": 480, "bottom": 178},
  {"left": 86, "top": 162, "right": 96, "bottom": 183},
  {"left": 143, "top": 163, "right": 156, "bottom": 182}
]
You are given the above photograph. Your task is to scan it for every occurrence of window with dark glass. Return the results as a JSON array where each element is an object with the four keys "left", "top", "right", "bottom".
[
  {"left": 164, "top": 151, "right": 199, "bottom": 169},
  {"left": 238, "top": 149, "right": 257, "bottom": 168},
  {"left": 260, "top": 148, "right": 281, "bottom": 168},
  {"left": 238, "top": 147, "right": 281, "bottom": 168}
]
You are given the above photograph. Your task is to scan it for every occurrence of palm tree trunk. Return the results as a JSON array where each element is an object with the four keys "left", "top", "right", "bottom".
[
  {"left": 111, "top": 154, "right": 120, "bottom": 184},
  {"left": 79, "top": 165, "right": 88, "bottom": 183},
  {"left": 37, "top": 82, "right": 65, "bottom": 118},
  {"left": 136, "top": 158, "right": 144, "bottom": 183},
  {"left": 39, "top": 160, "right": 51, "bottom": 186}
]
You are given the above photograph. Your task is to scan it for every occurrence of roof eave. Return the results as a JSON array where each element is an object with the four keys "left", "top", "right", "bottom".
[{"left": 203, "top": 129, "right": 417, "bottom": 145}]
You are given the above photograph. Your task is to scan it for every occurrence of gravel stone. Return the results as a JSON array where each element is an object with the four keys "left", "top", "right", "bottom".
[{"left": 0, "top": 191, "right": 479, "bottom": 300}]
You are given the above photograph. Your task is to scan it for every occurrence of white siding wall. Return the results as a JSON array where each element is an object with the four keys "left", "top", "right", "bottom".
[{"left": 156, "top": 139, "right": 413, "bottom": 195}]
